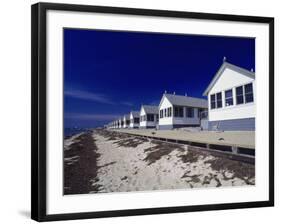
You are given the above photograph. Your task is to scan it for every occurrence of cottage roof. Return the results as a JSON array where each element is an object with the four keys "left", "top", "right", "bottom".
[
  {"left": 130, "top": 111, "right": 140, "bottom": 118},
  {"left": 203, "top": 61, "right": 255, "bottom": 96},
  {"left": 164, "top": 94, "right": 207, "bottom": 108},
  {"left": 142, "top": 105, "right": 159, "bottom": 114}
]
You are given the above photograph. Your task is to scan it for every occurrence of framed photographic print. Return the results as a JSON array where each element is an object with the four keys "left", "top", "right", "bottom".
[{"left": 31, "top": 2, "right": 274, "bottom": 222}]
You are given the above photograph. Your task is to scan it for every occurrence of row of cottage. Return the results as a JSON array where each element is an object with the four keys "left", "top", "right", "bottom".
[{"left": 107, "top": 60, "right": 256, "bottom": 131}]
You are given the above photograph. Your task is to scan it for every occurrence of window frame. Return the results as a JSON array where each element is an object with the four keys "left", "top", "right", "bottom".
[
  {"left": 134, "top": 117, "right": 139, "bottom": 123},
  {"left": 160, "top": 110, "right": 163, "bottom": 118},
  {"left": 186, "top": 107, "right": 194, "bottom": 118},
  {"left": 216, "top": 92, "right": 222, "bottom": 108},
  {"left": 174, "top": 106, "right": 184, "bottom": 117},
  {"left": 224, "top": 89, "right": 234, "bottom": 107},
  {"left": 210, "top": 82, "right": 254, "bottom": 109},
  {"left": 210, "top": 94, "right": 216, "bottom": 109},
  {"left": 167, "top": 107, "right": 172, "bottom": 117},
  {"left": 236, "top": 85, "right": 244, "bottom": 105},
  {"left": 147, "top": 114, "right": 154, "bottom": 122},
  {"left": 244, "top": 83, "right": 254, "bottom": 103}
]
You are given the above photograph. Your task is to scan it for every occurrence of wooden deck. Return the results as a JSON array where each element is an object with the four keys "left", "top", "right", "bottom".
[{"left": 111, "top": 129, "right": 255, "bottom": 161}]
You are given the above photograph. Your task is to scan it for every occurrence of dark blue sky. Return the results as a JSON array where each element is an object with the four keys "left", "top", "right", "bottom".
[{"left": 64, "top": 28, "right": 255, "bottom": 128}]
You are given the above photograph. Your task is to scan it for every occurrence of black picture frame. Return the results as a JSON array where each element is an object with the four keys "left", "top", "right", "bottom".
[{"left": 31, "top": 2, "right": 274, "bottom": 222}]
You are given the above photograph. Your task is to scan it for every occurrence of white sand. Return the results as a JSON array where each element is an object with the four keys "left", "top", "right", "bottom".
[{"left": 91, "top": 132, "right": 254, "bottom": 193}]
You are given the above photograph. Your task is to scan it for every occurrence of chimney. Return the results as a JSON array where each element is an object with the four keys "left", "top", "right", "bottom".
[
  {"left": 185, "top": 93, "right": 187, "bottom": 96},
  {"left": 223, "top": 56, "right": 226, "bottom": 62},
  {"left": 251, "top": 68, "right": 254, "bottom": 72},
  {"left": 164, "top": 90, "right": 167, "bottom": 94},
  {"left": 173, "top": 91, "right": 176, "bottom": 95}
]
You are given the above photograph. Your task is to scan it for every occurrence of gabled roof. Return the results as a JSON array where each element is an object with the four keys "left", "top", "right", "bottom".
[
  {"left": 203, "top": 62, "right": 255, "bottom": 96},
  {"left": 130, "top": 111, "right": 140, "bottom": 118},
  {"left": 142, "top": 105, "right": 159, "bottom": 114},
  {"left": 163, "top": 94, "right": 207, "bottom": 108}
]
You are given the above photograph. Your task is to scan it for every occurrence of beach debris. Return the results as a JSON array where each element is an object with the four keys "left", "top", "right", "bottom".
[{"left": 121, "top": 176, "right": 128, "bottom": 181}]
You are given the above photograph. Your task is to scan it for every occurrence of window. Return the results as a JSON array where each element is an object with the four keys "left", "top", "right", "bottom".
[
  {"left": 164, "top": 108, "right": 167, "bottom": 117},
  {"left": 167, "top": 107, "right": 172, "bottom": 117},
  {"left": 156, "top": 114, "right": 159, "bottom": 121},
  {"left": 174, "top": 107, "right": 178, "bottom": 117},
  {"left": 180, "top": 107, "right": 183, "bottom": 117},
  {"left": 211, "top": 94, "right": 216, "bottom": 109},
  {"left": 134, "top": 118, "right": 139, "bottom": 123},
  {"left": 198, "top": 108, "right": 202, "bottom": 118},
  {"left": 225, "top": 89, "right": 233, "bottom": 106},
  {"left": 235, "top": 83, "right": 254, "bottom": 105},
  {"left": 160, "top": 110, "right": 163, "bottom": 118},
  {"left": 147, "top": 114, "right": 154, "bottom": 121},
  {"left": 245, "top": 83, "right": 254, "bottom": 103},
  {"left": 174, "top": 106, "right": 183, "bottom": 117},
  {"left": 216, "top": 92, "right": 222, "bottom": 108},
  {"left": 236, "top": 86, "right": 244, "bottom": 104},
  {"left": 186, "top": 107, "right": 194, "bottom": 118},
  {"left": 210, "top": 92, "right": 222, "bottom": 109}
]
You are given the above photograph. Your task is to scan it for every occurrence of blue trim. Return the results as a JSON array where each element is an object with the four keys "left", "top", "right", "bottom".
[
  {"left": 158, "top": 124, "right": 199, "bottom": 130},
  {"left": 208, "top": 118, "right": 255, "bottom": 131},
  {"left": 158, "top": 125, "right": 174, "bottom": 130},
  {"left": 139, "top": 126, "right": 156, "bottom": 129}
]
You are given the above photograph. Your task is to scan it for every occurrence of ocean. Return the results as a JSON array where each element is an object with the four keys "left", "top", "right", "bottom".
[{"left": 64, "top": 127, "right": 91, "bottom": 138}]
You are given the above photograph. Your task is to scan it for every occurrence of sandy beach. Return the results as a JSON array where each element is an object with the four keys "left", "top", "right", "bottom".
[{"left": 64, "top": 129, "right": 255, "bottom": 195}]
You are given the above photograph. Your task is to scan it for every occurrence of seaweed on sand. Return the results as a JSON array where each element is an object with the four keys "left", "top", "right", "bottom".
[
  {"left": 64, "top": 132, "right": 101, "bottom": 194},
  {"left": 143, "top": 141, "right": 184, "bottom": 165},
  {"left": 178, "top": 150, "right": 200, "bottom": 164},
  {"left": 176, "top": 145, "right": 212, "bottom": 164},
  {"left": 181, "top": 173, "right": 201, "bottom": 183},
  {"left": 204, "top": 157, "right": 255, "bottom": 184},
  {"left": 95, "top": 129, "right": 131, "bottom": 141},
  {"left": 115, "top": 137, "right": 148, "bottom": 148}
]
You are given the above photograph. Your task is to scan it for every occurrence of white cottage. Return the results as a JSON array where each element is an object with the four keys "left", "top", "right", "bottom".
[
  {"left": 129, "top": 111, "right": 140, "bottom": 128},
  {"left": 139, "top": 105, "right": 159, "bottom": 129},
  {"left": 203, "top": 61, "right": 255, "bottom": 131},
  {"left": 123, "top": 114, "right": 130, "bottom": 128},
  {"left": 158, "top": 93, "right": 208, "bottom": 130}
]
